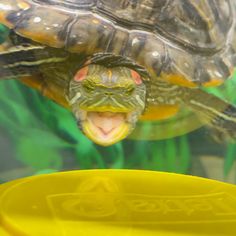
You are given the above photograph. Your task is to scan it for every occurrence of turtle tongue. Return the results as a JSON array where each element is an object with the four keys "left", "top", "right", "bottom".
[
  {"left": 82, "top": 111, "right": 130, "bottom": 146},
  {"left": 87, "top": 112, "right": 125, "bottom": 135}
]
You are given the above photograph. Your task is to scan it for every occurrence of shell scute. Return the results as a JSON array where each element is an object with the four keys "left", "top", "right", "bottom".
[
  {"left": 67, "top": 13, "right": 115, "bottom": 54},
  {"left": 106, "top": 27, "right": 129, "bottom": 56},
  {"left": 0, "top": 0, "right": 31, "bottom": 27},
  {"left": 15, "top": 6, "right": 74, "bottom": 48},
  {"left": 96, "top": 0, "right": 167, "bottom": 25},
  {"left": 128, "top": 33, "right": 166, "bottom": 78},
  {"left": 0, "top": 0, "right": 236, "bottom": 88},
  {"left": 156, "top": 1, "right": 233, "bottom": 51}
]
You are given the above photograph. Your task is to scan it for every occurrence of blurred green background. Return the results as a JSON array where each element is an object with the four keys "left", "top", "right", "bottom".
[{"left": 0, "top": 24, "right": 236, "bottom": 184}]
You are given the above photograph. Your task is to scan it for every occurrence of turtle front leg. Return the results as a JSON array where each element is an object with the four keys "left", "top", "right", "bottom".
[{"left": 181, "top": 88, "right": 236, "bottom": 142}]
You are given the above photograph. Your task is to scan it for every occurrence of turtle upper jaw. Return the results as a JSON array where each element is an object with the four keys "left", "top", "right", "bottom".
[{"left": 77, "top": 110, "right": 135, "bottom": 146}]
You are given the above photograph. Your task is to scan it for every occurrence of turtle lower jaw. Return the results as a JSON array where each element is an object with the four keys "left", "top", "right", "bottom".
[{"left": 77, "top": 110, "right": 134, "bottom": 146}]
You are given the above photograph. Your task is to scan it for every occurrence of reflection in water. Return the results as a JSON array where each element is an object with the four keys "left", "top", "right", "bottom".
[{"left": 2, "top": 170, "right": 236, "bottom": 235}]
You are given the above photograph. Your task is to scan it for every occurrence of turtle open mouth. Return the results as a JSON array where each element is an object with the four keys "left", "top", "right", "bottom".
[{"left": 78, "top": 110, "right": 132, "bottom": 146}]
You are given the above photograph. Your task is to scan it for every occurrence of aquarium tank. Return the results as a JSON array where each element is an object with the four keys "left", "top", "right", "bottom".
[
  {"left": 1, "top": 2, "right": 236, "bottom": 236},
  {"left": 0, "top": 1, "right": 236, "bottom": 186}
]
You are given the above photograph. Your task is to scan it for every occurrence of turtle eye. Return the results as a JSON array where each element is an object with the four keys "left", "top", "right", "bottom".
[
  {"left": 83, "top": 83, "right": 94, "bottom": 93},
  {"left": 125, "top": 86, "right": 135, "bottom": 96}
]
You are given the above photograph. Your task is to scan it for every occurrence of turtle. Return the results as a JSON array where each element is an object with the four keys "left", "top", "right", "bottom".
[{"left": 0, "top": 0, "right": 236, "bottom": 146}]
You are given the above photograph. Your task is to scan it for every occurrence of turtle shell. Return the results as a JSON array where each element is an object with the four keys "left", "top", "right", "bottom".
[{"left": 0, "top": 0, "right": 236, "bottom": 88}]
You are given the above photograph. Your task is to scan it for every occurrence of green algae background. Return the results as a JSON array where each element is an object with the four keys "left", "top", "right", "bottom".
[{"left": 0, "top": 24, "right": 236, "bottom": 182}]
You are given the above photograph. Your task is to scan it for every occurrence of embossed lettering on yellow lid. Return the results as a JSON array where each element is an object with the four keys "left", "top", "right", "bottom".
[{"left": 0, "top": 170, "right": 236, "bottom": 235}]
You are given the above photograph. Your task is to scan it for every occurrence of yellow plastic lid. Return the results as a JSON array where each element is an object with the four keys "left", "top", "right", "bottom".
[{"left": 0, "top": 170, "right": 236, "bottom": 236}]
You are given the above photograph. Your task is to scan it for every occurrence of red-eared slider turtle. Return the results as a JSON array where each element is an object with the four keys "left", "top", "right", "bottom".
[{"left": 0, "top": 0, "right": 236, "bottom": 146}]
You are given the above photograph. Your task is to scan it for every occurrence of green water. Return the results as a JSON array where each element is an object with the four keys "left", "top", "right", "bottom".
[{"left": 0, "top": 77, "right": 236, "bottom": 183}]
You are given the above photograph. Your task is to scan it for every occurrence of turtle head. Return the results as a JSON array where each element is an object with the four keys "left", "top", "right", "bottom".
[{"left": 67, "top": 64, "right": 146, "bottom": 146}]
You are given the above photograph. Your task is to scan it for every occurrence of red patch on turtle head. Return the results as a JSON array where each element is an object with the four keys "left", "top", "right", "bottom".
[
  {"left": 131, "top": 70, "right": 142, "bottom": 85},
  {"left": 74, "top": 66, "right": 89, "bottom": 82}
]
